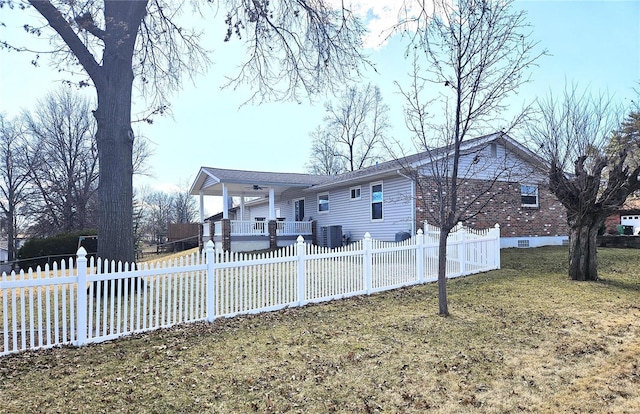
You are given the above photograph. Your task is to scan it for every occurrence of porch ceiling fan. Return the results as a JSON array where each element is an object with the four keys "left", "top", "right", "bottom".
[{"left": 240, "top": 184, "right": 265, "bottom": 191}]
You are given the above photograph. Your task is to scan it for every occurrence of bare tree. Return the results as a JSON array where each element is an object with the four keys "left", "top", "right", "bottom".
[
  {"left": 136, "top": 184, "right": 197, "bottom": 246},
  {"left": 23, "top": 87, "right": 99, "bottom": 236},
  {"left": 394, "top": 0, "right": 543, "bottom": 315},
  {"left": 306, "top": 126, "right": 346, "bottom": 175},
  {"left": 527, "top": 87, "right": 640, "bottom": 281},
  {"left": 7, "top": 0, "right": 367, "bottom": 262},
  {"left": 132, "top": 129, "right": 154, "bottom": 177},
  {"left": 309, "top": 83, "right": 389, "bottom": 173},
  {"left": 142, "top": 190, "right": 174, "bottom": 245},
  {"left": 608, "top": 111, "right": 640, "bottom": 188},
  {"left": 0, "top": 115, "right": 31, "bottom": 262},
  {"left": 172, "top": 187, "right": 198, "bottom": 224}
]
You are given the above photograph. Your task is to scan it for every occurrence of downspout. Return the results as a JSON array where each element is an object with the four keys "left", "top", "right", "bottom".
[{"left": 397, "top": 170, "right": 416, "bottom": 235}]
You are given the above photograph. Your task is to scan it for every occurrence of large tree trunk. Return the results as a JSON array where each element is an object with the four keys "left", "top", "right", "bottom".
[
  {"left": 437, "top": 228, "right": 449, "bottom": 316},
  {"left": 28, "top": 1, "right": 148, "bottom": 263},
  {"left": 91, "top": 1, "right": 146, "bottom": 264},
  {"left": 567, "top": 219, "right": 602, "bottom": 281},
  {"left": 94, "top": 72, "right": 135, "bottom": 263}
]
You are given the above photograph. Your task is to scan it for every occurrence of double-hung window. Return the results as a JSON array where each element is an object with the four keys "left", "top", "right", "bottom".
[
  {"left": 350, "top": 186, "right": 361, "bottom": 200},
  {"left": 520, "top": 184, "right": 539, "bottom": 207},
  {"left": 371, "top": 182, "right": 383, "bottom": 220},
  {"left": 318, "top": 193, "right": 329, "bottom": 213}
]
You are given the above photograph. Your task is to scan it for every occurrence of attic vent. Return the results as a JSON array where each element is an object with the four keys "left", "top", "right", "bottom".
[{"left": 517, "top": 239, "right": 530, "bottom": 248}]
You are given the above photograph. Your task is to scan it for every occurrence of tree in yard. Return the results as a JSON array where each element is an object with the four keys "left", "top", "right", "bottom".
[
  {"left": 142, "top": 190, "right": 174, "bottom": 245},
  {"left": 307, "top": 83, "right": 390, "bottom": 174},
  {"left": 608, "top": 111, "right": 640, "bottom": 189},
  {"left": 393, "top": 0, "right": 543, "bottom": 315},
  {"left": 306, "top": 126, "right": 346, "bottom": 175},
  {"left": 0, "top": 114, "right": 31, "bottom": 263},
  {"left": 172, "top": 186, "right": 198, "bottom": 224},
  {"left": 7, "top": 0, "right": 366, "bottom": 262},
  {"left": 23, "top": 87, "right": 99, "bottom": 236},
  {"left": 137, "top": 185, "right": 198, "bottom": 245},
  {"left": 527, "top": 87, "right": 640, "bottom": 281}
]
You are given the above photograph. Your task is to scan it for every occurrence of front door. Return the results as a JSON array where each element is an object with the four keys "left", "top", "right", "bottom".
[{"left": 294, "top": 199, "right": 305, "bottom": 221}]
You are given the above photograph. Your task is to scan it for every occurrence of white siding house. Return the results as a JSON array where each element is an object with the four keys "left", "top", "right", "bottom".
[{"left": 190, "top": 132, "right": 569, "bottom": 251}]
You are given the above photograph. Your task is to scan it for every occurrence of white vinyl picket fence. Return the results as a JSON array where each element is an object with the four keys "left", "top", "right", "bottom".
[{"left": 1, "top": 224, "right": 500, "bottom": 356}]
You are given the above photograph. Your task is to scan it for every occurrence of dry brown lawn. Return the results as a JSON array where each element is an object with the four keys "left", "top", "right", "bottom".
[{"left": 1, "top": 246, "right": 639, "bottom": 413}]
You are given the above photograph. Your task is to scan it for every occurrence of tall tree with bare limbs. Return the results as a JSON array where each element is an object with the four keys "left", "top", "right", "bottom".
[
  {"left": 528, "top": 87, "right": 640, "bottom": 281},
  {"left": 393, "top": 0, "right": 543, "bottom": 315},
  {"left": 313, "top": 83, "right": 390, "bottom": 173},
  {"left": 4, "top": 0, "right": 366, "bottom": 262},
  {"left": 306, "top": 126, "right": 347, "bottom": 175},
  {"left": 23, "top": 87, "right": 99, "bottom": 236},
  {"left": 0, "top": 115, "right": 30, "bottom": 263}
]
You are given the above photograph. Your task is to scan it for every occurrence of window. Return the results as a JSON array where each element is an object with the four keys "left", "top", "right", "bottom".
[
  {"left": 318, "top": 193, "right": 329, "bottom": 212},
  {"left": 371, "top": 182, "right": 383, "bottom": 220},
  {"left": 521, "top": 184, "right": 538, "bottom": 207},
  {"left": 350, "top": 186, "right": 361, "bottom": 200}
]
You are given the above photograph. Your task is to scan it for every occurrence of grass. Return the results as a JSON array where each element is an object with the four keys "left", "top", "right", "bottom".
[{"left": 1, "top": 246, "right": 639, "bottom": 413}]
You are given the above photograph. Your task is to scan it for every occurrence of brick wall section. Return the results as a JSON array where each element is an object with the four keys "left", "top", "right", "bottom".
[
  {"left": 221, "top": 218, "right": 231, "bottom": 252},
  {"left": 604, "top": 213, "right": 621, "bottom": 235},
  {"left": 268, "top": 220, "right": 277, "bottom": 250},
  {"left": 415, "top": 178, "right": 569, "bottom": 237}
]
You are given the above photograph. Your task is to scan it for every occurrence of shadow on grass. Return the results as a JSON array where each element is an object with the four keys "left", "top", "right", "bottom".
[{"left": 595, "top": 277, "right": 640, "bottom": 293}]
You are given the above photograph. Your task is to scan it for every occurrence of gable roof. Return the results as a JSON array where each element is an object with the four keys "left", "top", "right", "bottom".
[
  {"left": 190, "top": 132, "right": 544, "bottom": 197},
  {"left": 189, "top": 167, "right": 326, "bottom": 197},
  {"left": 306, "top": 132, "right": 544, "bottom": 191}
]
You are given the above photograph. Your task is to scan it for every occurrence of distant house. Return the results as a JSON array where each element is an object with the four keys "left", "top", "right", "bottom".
[
  {"left": 0, "top": 241, "right": 8, "bottom": 263},
  {"left": 190, "top": 133, "right": 569, "bottom": 252},
  {"left": 604, "top": 198, "right": 640, "bottom": 235}
]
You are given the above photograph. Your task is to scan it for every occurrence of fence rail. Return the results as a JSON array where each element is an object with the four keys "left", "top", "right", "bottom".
[{"left": 1, "top": 224, "right": 500, "bottom": 356}]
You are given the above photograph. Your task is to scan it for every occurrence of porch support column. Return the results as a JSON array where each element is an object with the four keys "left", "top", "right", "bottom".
[
  {"left": 240, "top": 196, "right": 245, "bottom": 221},
  {"left": 268, "top": 187, "right": 276, "bottom": 220},
  {"left": 199, "top": 191, "right": 205, "bottom": 223},
  {"left": 222, "top": 183, "right": 229, "bottom": 219},
  {"left": 268, "top": 187, "right": 276, "bottom": 250},
  {"left": 199, "top": 191, "right": 206, "bottom": 248},
  {"left": 268, "top": 220, "right": 277, "bottom": 250},
  {"left": 222, "top": 218, "right": 231, "bottom": 253}
]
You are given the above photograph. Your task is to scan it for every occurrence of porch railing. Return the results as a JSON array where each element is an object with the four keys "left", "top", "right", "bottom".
[
  {"left": 276, "top": 221, "right": 312, "bottom": 235},
  {"left": 213, "top": 220, "right": 313, "bottom": 236}
]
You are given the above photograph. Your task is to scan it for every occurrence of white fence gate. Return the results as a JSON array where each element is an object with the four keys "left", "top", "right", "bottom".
[{"left": 1, "top": 224, "right": 500, "bottom": 356}]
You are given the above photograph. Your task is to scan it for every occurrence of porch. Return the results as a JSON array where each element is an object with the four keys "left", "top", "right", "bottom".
[
  {"left": 206, "top": 219, "right": 314, "bottom": 253},
  {"left": 190, "top": 167, "right": 324, "bottom": 252}
]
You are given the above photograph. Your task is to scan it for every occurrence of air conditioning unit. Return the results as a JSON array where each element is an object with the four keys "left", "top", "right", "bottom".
[{"left": 320, "top": 225, "right": 342, "bottom": 248}]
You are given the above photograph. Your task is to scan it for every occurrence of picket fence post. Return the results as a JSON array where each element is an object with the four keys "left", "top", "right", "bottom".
[
  {"left": 296, "top": 236, "right": 306, "bottom": 306},
  {"left": 76, "top": 247, "right": 88, "bottom": 346},
  {"left": 415, "top": 229, "right": 424, "bottom": 284},
  {"left": 205, "top": 240, "right": 216, "bottom": 322},
  {"left": 494, "top": 223, "right": 501, "bottom": 270},
  {"left": 458, "top": 224, "right": 467, "bottom": 276},
  {"left": 363, "top": 232, "right": 372, "bottom": 294}
]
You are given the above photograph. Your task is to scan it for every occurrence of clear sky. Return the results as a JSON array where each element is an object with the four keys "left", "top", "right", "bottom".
[{"left": 0, "top": 0, "right": 638, "bottom": 216}]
